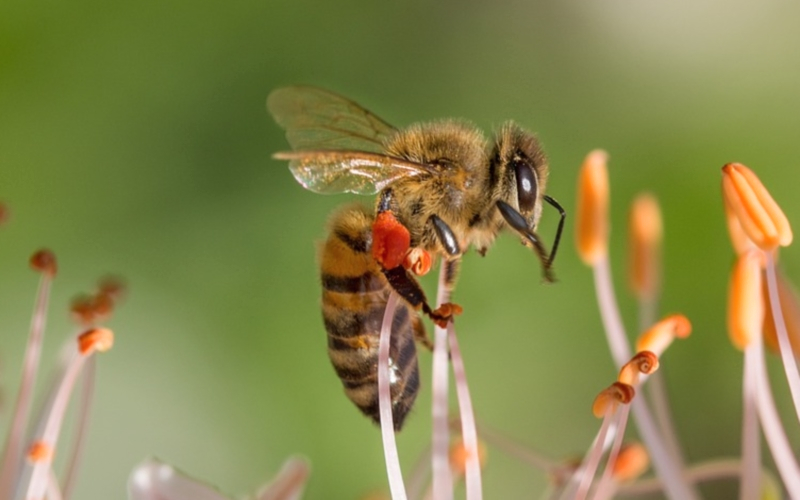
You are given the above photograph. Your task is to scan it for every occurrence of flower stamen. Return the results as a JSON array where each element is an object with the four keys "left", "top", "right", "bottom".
[
  {"left": 721, "top": 163, "right": 792, "bottom": 251},
  {"left": 576, "top": 150, "right": 610, "bottom": 266}
]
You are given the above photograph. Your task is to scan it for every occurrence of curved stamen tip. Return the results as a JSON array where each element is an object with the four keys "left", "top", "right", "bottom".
[
  {"left": 449, "top": 438, "right": 488, "bottom": 477},
  {"left": 576, "top": 150, "right": 610, "bottom": 266},
  {"left": 721, "top": 163, "right": 792, "bottom": 251},
  {"left": 618, "top": 351, "right": 659, "bottom": 386},
  {"left": 628, "top": 193, "right": 662, "bottom": 298},
  {"left": 30, "top": 249, "right": 57, "bottom": 277},
  {"left": 78, "top": 327, "right": 115, "bottom": 354},
  {"left": 727, "top": 250, "right": 764, "bottom": 350},
  {"left": 611, "top": 442, "right": 650, "bottom": 482},
  {"left": 27, "top": 441, "right": 53, "bottom": 463},
  {"left": 592, "top": 381, "right": 635, "bottom": 418},
  {"left": 635, "top": 314, "right": 692, "bottom": 357}
]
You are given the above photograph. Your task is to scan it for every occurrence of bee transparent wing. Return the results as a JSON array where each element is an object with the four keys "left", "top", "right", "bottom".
[
  {"left": 268, "top": 86, "right": 396, "bottom": 153},
  {"left": 275, "top": 150, "right": 432, "bottom": 195}
]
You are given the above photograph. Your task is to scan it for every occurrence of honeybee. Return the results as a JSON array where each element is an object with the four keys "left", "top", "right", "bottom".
[{"left": 268, "top": 86, "right": 565, "bottom": 430}]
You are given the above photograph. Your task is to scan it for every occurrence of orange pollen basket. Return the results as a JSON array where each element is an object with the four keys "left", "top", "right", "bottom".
[{"left": 371, "top": 211, "right": 411, "bottom": 270}]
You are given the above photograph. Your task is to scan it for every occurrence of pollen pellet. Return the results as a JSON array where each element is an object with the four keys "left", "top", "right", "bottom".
[
  {"left": 576, "top": 150, "right": 610, "bottom": 266},
  {"left": 371, "top": 211, "right": 411, "bottom": 270}
]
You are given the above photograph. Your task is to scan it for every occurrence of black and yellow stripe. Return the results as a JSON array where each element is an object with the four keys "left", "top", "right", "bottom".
[{"left": 319, "top": 204, "right": 421, "bottom": 430}]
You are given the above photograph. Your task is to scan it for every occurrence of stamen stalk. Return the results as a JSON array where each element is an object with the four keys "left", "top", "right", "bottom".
[
  {"left": 448, "top": 323, "right": 482, "bottom": 500},
  {"left": 740, "top": 337, "right": 760, "bottom": 500},
  {"left": 590, "top": 404, "right": 632, "bottom": 500},
  {"left": 431, "top": 264, "right": 453, "bottom": 500},
  {"left": 592, "top": 256, "right": 697, "bottom": 500},
  {"left": 378, "top": 293, "right": 407, "bottom": 500},
  {"left": 764, "top": 253, "right": 800, "bottom": 423},
  {"left": 0, "top": 271, "right": 54, "bottom": 497},
  {"left": 754, "top": 329, "right": 800, "bottom": 498}
]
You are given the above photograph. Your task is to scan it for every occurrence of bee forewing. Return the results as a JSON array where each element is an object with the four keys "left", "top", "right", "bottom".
[
  {"left": 268, "top": 86, "right": 397, "bottom": 153},
  {"left": 277, "top": 150, "right": 431, "bottom": 195}
]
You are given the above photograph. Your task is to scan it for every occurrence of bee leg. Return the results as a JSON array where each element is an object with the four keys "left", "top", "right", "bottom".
[
  {"left": 382, "top": 266, "right": 462, "bottom": 328},
  {"left": 411, "top": 315, "right": 434, "bottom": 352},
  {"left": 496, "top": 200, "right": 556, "bottom": 283},
  {"left": 442, "top": 258, "right": 461, "bottom": 294}
]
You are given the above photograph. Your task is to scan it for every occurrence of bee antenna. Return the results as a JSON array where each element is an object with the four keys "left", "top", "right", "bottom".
[
  {"left": 496, "top": 201, "right": 555, "bottom": 283},
  {"left": 543, "top": 195, "right": 566, "bottom": 270}
]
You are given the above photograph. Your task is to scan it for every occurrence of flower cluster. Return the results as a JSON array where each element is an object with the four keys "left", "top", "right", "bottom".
[
  {"left": 139, "top": 155, "right": 800, "bottom": 500},
  {"left": 0, "top": 207, "right": 120, "bottom": 500}
]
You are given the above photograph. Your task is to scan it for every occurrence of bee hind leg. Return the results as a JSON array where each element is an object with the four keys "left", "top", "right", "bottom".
[{"left": 382, "top": 266, "right": 462, "bottom": 328}]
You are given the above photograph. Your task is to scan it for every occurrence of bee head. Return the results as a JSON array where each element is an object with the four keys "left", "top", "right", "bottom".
[{"left": 491, "top": 122, "right": 561, "bottom": 282}]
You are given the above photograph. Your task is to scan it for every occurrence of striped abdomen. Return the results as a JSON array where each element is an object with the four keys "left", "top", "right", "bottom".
[{"left": 320, "top": 204, "right": 422, "bottom": 430}]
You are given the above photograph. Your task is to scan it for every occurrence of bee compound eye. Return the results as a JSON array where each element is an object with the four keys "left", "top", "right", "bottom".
[{"left": 514, "top": 160, "right": 538, "bottom": 214}]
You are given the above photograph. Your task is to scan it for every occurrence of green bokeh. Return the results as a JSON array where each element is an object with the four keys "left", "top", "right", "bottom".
[{"left": 2, "top": 1, "right": 799, "bottom": 498}]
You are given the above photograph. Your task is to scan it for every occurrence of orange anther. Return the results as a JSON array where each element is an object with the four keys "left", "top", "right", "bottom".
[
  {"left": 78, "top": 328, "right": 115, "bottom": 354},
  {"left": 727, "top": 251, "right": 764, "bottom": 350},
  {"left": 724, "top": 193, "right": 757, "bottom": 255},
  {"left": 0, "top": 202, "right": 8, "bottom": 225},
  {"left": 98, "top": 275, "right": 126, "bottom": 300},
  {"left": 449, "top": 438, "right": 487, "bottom": 476},
  {"left": 721, "top": 163, "right": 792, "bottom": 251},
  {"left": 592, "top": 382, "right": 635, "bottom": 418},
  {"left": 403, "top": 248, "right": 432, "bottom": 276},
  {"left": 611, "top": 443, "right": 650, "bottom": 482},
  {"left": 576, "top": 150, "right": 610, "bottom": 266},
  {"left": 27, "top": 441, "right": 53, "bottom": 463},
  {"left": 371, "top": 211, "right": 411, "bottom": 269},
  {"left": 618, "top": 351, "right": 659, "bottom": 386},
  {"left": 628, "top": 193, "right": 662, "bottom": 299},
  {"left": 635, "top": 314, "right": 692, "bottom": 357},
  {"left": 30, "top": 249, "right": 57, "bottom": 277}
]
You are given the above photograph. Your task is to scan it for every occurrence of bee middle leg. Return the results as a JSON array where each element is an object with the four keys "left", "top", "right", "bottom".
[{"left": 382, "top": 266, "right": 461, "bottom": 328}]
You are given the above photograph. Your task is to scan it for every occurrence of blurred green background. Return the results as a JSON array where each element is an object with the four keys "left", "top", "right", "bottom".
[{"left": 2, "top": 1, "right": 800, "bottom": 498}]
